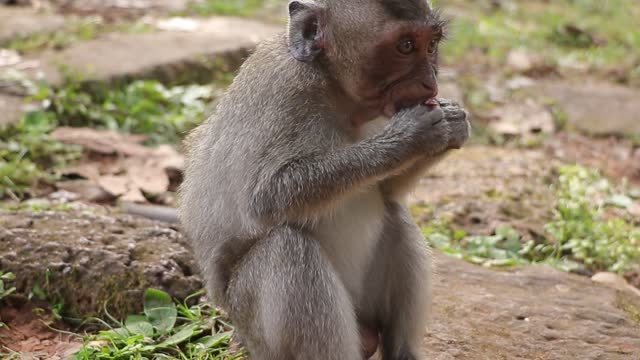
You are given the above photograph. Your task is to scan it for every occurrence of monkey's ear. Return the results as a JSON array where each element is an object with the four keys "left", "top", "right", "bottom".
[{"left": 287, "top": 1, "right": 325, "bottom": 62}]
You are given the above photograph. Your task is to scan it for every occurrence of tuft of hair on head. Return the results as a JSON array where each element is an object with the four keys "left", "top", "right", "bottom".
[
  {"left": 426, "top": 7, "right": 450, "bottom": 42},
  {"left": 381, "top": 0, "right": 430, "bottom": 20}
]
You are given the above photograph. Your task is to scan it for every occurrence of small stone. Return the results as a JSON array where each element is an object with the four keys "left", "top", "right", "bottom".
[
  {"left": 507, "top": 50, "right": 535, "bottom": 72},
  {"left": 592, "top": 272, "right": 640, "bottom": 297}
]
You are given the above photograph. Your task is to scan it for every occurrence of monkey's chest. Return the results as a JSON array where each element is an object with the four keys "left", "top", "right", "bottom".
[{"left": 313, "top": 188, "right": 386, "bottom": 301}]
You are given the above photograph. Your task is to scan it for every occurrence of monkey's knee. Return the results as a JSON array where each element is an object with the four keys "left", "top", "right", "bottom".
[{"left": 228, "top": 227, "right": 361, "bottom": 360}]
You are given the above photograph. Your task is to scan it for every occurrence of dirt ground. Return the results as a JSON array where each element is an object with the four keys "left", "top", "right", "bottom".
[{"left": 0, "top": 304, "right": 81, "bottom": 359}]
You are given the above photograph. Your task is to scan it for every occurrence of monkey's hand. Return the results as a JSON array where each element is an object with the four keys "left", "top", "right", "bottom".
[
  {"left": 391, "top": 100, "right": 469, "bottom": 157},
  {"left": 438, "top": 98, "right": 470, "bottom": 150}
]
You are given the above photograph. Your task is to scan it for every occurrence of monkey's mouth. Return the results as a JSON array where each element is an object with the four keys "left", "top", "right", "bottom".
[{"left": 383, "top": 97, "right": 438, "bottom": 118}]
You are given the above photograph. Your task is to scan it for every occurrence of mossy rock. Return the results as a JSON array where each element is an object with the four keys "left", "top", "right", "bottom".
[{"left": 0, "top": 207, "right": 202, "bottom": 318}]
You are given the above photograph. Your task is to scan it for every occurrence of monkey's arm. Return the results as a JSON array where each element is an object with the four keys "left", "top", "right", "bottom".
[{"left": 250, "top": 124, "right": 424, "bottom": 224}]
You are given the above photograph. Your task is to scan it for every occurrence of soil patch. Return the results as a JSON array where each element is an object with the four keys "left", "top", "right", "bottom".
[{"left": 0, "top": 304, "right": 81, "bottom": 359}]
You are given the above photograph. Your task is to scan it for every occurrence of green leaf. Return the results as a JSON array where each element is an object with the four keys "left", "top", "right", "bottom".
[
  {"left": 495, "top": 225, "right": 520, "bottom": 242},
  {"left": 125, "top": 315, "right": 154, "bottom": 337},
  {"left": 97, "top": 327, "right": 131, "bottom": 340},
  {"left": 143, "top": 289, "right": 177, "bottom": 334},
  {"left": 194, "top": 331, "right": 233, "bottom": 349},
  {"left": 158, "top": 323, "right": 202, "bottom": 347},
  {"left": 605, "top": 194, "right": 633, "bottom": 209},
  {"left": 30, "top": 284, "right": 47, "bottom": 301},
  {"left": 427, "top": 233, "right": 451, "bottom": 248},
  {"left": 0, "top": 272, "right": 15, "bottom": 281},
  {"left": 483, "top": 258, "right": 518, "bottom": 267}
]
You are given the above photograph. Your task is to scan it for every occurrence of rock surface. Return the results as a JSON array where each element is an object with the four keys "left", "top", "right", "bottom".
[
  {"left": 536, "top": 81, "right": 640, "bottom": 136},
  {"left": 1, "top": 207, "right": 639, "bottom": 358},
  {"left": 409, "top": 145, "right": 557, "bottom": 238},
  {"left": 0, "top": 207, "right": 201, "bottom": 317},
  {"left": 426, "top": 254, "right": 640, "bottom": 359},
  {"left": 0, "top": 7, "right": 66, "bottom": 44},
  {"left": 23, "top": 16, "right": 280, "bottom": 86},
  {"left": 53, "top": 0, "right": 192, "bottom": 13},
  {"left": 0, "top": 93, "right": 26, "bottom": 125}
]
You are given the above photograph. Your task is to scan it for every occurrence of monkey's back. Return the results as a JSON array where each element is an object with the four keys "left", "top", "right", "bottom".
[{"left": 179, "top": 33, "right": 349, "bottom": 305}]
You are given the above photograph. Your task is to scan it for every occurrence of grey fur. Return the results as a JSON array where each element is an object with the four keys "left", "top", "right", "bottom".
[{"left": 180, "top": 1, "right": 469, "bottom": 359}]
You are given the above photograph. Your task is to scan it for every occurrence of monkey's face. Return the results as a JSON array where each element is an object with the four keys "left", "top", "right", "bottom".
[
  {"left": 353, "top": 17, "right": 446, "bottom": 118},
  {"left": 287, "top": 0, "right": 445, "bottom": 118}
]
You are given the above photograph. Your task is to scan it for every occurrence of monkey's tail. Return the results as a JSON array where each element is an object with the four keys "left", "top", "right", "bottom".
[{"left": 121, "top": 202, "right": 180, "bottom": 224}]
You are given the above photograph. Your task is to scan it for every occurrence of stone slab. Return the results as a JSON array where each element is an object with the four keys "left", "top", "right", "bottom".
[
  {"left": 537, "top": 81, "right": 640, "bottom": 136},
  {"left": 0, "top": 7, "right": 66, "bottom": 44},
  {"left": 27, "top": 16, "right": 281, "bottom": 86},
  {"left": 0, "top": 93, "right": 25, "bottom": 126},
  {"left": 48, "top": 0, "right": 192, "bottom": 13},
  {"left": 426, "top": 253, "right": 640, "bottom": 359}
]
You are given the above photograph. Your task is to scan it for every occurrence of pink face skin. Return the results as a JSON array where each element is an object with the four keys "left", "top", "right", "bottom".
[{"left": 354, "top": 21, "right": 444, "bottom": 120}]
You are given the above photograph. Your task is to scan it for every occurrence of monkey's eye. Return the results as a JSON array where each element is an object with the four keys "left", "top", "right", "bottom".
[
  {"left": 427, "top": 39, "right": 439, "bottom": 55},
  {"left": 396, "top": 39, "right": 415, "bottom": 55}
]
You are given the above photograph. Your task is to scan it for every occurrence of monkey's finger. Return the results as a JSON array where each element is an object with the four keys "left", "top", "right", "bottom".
[
  {"left": 426, "top": 107, "right": 446, "bottom": 126},
  {"left": 436, "top": 98, "right": 461, "bottom": 108},
  {"left": 442, "top": 107, "right": 467, "bottom": 122},
  {"left": 447, "top": 119, "right": 471, "bottom": 149}
]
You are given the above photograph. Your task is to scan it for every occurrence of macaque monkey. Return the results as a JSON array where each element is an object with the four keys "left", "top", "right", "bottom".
[{"left": 179, "top": 0, "right": 470, "bottom": 359}]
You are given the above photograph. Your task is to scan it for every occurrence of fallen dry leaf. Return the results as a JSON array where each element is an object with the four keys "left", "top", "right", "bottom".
[
  {"left": 55, "top": 180, "right": 115, "bottom": 203},
  {"left": 62, "top": 162, "right": 102, "bottom": 182},
  {"left": 125, "top": 157, "right": 170, "bottom": 194},
  {"left": 97, "top": 175, "right": 130, "bottom": 197},
  {"left": 53, "top": 128, "right": 185, "bottom": 204},
  {"left": 51, "top": 127, "right": 150, "bottom": 156}
]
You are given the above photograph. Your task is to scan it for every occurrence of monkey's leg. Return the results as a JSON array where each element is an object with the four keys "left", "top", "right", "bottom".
[
  {"left": 226, "top": 227, "right": 361, "bottom": 360},
  {"left": 362, "top": 202, "right": 431, "bottom": 360}
]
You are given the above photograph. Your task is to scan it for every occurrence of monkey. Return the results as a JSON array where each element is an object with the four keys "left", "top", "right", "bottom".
[{"left": 179, "top": 0, "right": 470, "bottom": 359}]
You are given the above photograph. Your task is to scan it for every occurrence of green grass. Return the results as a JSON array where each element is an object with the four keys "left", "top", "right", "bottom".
[
  {"left": 0, "top": 112, "right": 81, "bottom": 199},
  {"left": 0, "top": 271, "right": 16, "bottom": 304},
  {"left": 34, "top": 80, "right": 215, "bottom": 145},
  {"left": 439, "top": 0, "right": 640, "bottom": 79},
  {"left": 0, "top": 271, "right": 16, "bottom": 329},
  {"left": 421, "top": 164, "right": 640, "bottom": 274},
  {"left": 0, "top": 79, "right": 215, "bottom": 199},
  {"left": 73, "top": 289, "right": 242, "bottom": 360},
  {"left": 545, "top": 165, "right": 640, "bottom": 273}
]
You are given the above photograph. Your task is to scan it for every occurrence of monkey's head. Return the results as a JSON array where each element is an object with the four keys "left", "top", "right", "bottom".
[{"left": 287, "top": 0, "right": 447, "bottom": 119}]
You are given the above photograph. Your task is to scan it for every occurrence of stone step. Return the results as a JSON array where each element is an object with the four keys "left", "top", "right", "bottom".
[
  {"left": 54, "top": 0, "right": 192, "bottom": 14},
  {"left": 25, "top": 16, "right": 280, "bottom": 86},
  {"left": 536, "top": 80, "right": 640, "bottom": 137},
  {"left": 0, "top": 7, "right": 66, "bottom": 45},
  {"left": 0, "top": 16, "right": 280, "bottom": 126}
]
